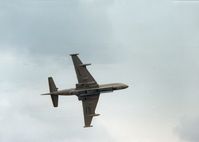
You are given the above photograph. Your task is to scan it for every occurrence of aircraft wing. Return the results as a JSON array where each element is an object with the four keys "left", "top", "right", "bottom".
[
  {"left": 70, "top": 54, "right": 98, "bottom": 88},
  {"left": 82, "top": 94, "right": 100, "bottom": 127}
]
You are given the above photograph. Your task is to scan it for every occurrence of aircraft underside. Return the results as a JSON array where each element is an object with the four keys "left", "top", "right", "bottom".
[{"left": 42, "top": 54, "right": 128, "bottom": 127}]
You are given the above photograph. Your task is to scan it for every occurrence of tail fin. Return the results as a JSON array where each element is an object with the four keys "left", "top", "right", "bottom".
[{"left": 48, "top": 77, "right": 59, "bottom": 107}]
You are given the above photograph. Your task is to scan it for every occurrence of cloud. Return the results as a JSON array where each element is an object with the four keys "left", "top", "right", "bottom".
[
  {"left": 0, "top": 0, "right": 199, "bottom": 142},
  {"left": 0, "top": 0, "right": 115, "bottom": 61},
  {"left": 176, "top": 117, "right": 199, "bottom": 142},
  {"left": 0, "top": 50, "right": 114, "bottom": 142}
]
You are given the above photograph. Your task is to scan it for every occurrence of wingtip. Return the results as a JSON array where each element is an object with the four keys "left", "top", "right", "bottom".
[
  {"left": 70, "top": 53, "right": 79, "bottom": 56},
  {"left": 84, "top": 125, "right": 93, "bottom": 128}
]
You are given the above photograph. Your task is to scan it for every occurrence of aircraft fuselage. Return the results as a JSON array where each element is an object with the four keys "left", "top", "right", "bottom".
[
  {"left": 46, "top": 83, "right": 128, "bottom": 100},
  {"left": 42, "top": 54, "right": 128, "bottom": 127}
]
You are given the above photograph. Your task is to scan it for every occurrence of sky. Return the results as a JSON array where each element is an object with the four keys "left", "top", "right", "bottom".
[{"left": 0, "top": 0, "right": 199, "bottom": 142}]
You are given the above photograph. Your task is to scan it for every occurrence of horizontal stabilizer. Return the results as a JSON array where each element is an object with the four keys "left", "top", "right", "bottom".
[
  {"left": 51, "top": 95, "right": 58, "bottom": 107},
  {"left": 48, "top": 77, "right": 59, "bottom": 107},
  {"left": 48, "top": 77, "right": 58, "bottom": 92}
]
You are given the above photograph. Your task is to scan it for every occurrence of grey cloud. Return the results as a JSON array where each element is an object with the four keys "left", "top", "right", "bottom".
[
  {"left": 0, "top": 0, "right": 114, "bottom": 62},
  {"left": 0, "top": 0, "right": 199, "bottom": 142},
  {"left": 0, "top": 49, "right": 125, "bottom": 141},
  {"left": 176, "top": 117, "right": 199, "bottom": 142},
  {"left": 0, "top": 67, "right": 114, "bottom": 142}
]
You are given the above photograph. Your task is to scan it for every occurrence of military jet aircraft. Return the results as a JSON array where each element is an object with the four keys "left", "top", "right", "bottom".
[{"left": 42, "top": 54, "right": 128, "bottom": 127}]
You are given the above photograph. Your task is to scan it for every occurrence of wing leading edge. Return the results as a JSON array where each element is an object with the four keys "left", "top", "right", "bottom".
[
  {"left": 70, "top": 54, "right": 100, "bottom": 127},
  {"left": 70, "top": 54, "right": 98, "bottom": 88},
  {"left": 82, "top": 94, "right": 100, "bottom": 127}
]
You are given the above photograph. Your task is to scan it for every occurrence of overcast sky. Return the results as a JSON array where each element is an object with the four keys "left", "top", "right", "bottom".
[{"left": 0, "top": 0, "right": 199, "bottom": 142}]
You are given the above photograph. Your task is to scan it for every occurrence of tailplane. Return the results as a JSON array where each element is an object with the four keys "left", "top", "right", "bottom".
[{"left": 48, "top": 77, "right": 59, "bottom": 107}]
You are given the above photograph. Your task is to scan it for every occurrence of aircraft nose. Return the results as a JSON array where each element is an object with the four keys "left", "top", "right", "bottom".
[
  {"left": 119, "top": 84, "right": 128, "bottom": 89},
  {"left": 114, "top": 83, "right": 129, "bottom": 90},
  {"left": 123, "top": 84, "right": 128, "bottom": 89}
]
